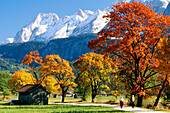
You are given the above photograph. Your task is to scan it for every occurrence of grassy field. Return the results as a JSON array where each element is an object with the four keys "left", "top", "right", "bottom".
[
  {"left": 1, "top": 95, "right": 169, "bottom": 112},
  {"left": 2, "top": 95, "right": 122, "bottom": 104},
  {"left": 49, "top": 95, "right": 123, "bottom": 104},
  {"left": 0, "top": 95, "right": 131, "bottom": 113},
  {"left": 0, "top": 104, "right": 129, "bottom": 113}
]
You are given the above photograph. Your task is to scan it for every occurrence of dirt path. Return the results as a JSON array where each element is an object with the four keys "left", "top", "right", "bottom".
[
  {"left": 112, "top": 106, "right": 164, "bottom": 113},
  {"left": 51, "top": 103, "right": 167, "bottom": 113}
]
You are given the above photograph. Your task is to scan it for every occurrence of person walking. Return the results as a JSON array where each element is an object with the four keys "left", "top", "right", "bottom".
[
  {"left": 120, "top": 97, "right": 124, "bottom": 109},
  {"left": 132, "top": 95, "right": 135, "bottom": 108}
]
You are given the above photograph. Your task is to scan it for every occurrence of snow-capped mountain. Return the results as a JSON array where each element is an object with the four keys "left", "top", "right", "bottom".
[
  {"left": 163, "top": 2, "right": 170, "bottom": 15},
  {"left": 1, "top": 38, "right": 14, "bottom": 45},
  {"left": 13, "top": 9, "right": 99, "bottom": 43},
  {"left": 10, "top": 0, "right": 129, "bottom": 43},
  {"left": 43, "top": 9, "right": 95, "bottom": 40},
  {"left": 71, "top": 9, "right": 108, "bottom": 36},
  {"left": 14, "top": 13, "right": 59, "bottom": 43},
  {"left": 2, "top": 0, "right": 170, "bottom": 44}
]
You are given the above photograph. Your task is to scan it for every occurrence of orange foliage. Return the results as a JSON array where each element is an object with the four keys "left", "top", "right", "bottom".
[
  {"left": 39, "top": 55, "right": 77, "bottom": 102},
  {"left": 39, "top": 55, "right": 77, "bottom": 90},
  {"left": 154, "top": 37, "right": 170, "bottom": 99},
  {"left": 21, "top": 50, "right": 42, "bottom": 84},
  {"left": 88, "top": 1, "right": 170, "bottom": 104},
  {"left": 22, "top": 50, "right": 42, "bottom": 65},
  {"left": 11, "top": 51, "right": 76, "bottom": 97}
]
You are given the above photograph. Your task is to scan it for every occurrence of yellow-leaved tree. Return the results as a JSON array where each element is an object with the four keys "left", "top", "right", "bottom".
[
  {"left": 74, "top": 52, "right": 116, "bottom": 102},
  {"left": 9, "top": 51, "right": 74, "bottom": 97},
  {"left": 20, "top": 51, "right": 58, "bottom": 94},
  {"left": 8, "top": 70, "right": 35, "bottom": 91},
  {"left": 42, "top": 76, "right": 59, "bottom": 94},
  {"left": 39, "top": 55, "right": 77, "bottom": 102}
]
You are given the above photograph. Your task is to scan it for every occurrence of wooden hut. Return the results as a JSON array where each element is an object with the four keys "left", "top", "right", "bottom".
[{"left": 16, "top": 84, "right": 50, "bottom": 105}]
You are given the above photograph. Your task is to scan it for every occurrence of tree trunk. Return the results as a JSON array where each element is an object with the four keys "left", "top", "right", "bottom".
[
  {"left": 137, "top": 95, "right": 143, "bottom": 107},
  {"left": 92, "top": 93, "right": 96, "bottom": 103},
  {"left": 91, "top": 87, "right": 97, "bottom": 103},
  {"left": 91, "top": 82, "right": 94, "bottom": 103},
  {"left": 154, "top": 75, "right": 168, "bottom": 107},
  {"left": 62, "top": 89, "right": 65, "bottom": 103},
  {"left": 92, "top": 98, "right": 94, "bottom": 103},
  {"left": 33, "top": 72, "right": 39, "bottom": 84}
]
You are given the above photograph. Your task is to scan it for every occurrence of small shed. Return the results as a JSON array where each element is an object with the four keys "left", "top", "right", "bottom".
[{"left": 16, "top": 84, "right": 50, "bottom": 105}]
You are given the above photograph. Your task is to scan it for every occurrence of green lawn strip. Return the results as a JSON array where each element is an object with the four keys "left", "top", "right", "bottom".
[
  {"left": 0, "top": 104, "right": 131, "bottom": 113},
  {"left": 49, "top": 96, "right": 120, "bottom": 103}
]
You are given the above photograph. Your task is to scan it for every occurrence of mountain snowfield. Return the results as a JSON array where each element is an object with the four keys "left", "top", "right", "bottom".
[
  {"left": 1, "top": 38, "right": 14, "bottom": 45},
  {"left": 2, "top": 0, "right": 170, "bottom": 44},
  {"left": 12, "top": 8, "right": 110, "bottom": 44}
]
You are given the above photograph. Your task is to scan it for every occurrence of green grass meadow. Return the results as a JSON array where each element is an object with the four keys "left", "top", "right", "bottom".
[
  {"left": 49, "top": 95, "right": 121, "bottom": 104},
  {"left": 0, "top": 104, "right": 129, "bottom": 113},
  {"left": 0, "top": 95, "right": 168, "bottom": 112},
  {"left": 0, "top": 95, "right": 131, "bottom": 113}
]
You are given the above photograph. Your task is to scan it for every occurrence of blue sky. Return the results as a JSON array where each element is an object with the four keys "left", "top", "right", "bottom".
[{"left": 0, "top": 0, "right": 121, "bottom": 43}]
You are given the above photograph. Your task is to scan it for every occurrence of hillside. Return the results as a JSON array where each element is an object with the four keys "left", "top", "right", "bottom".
[
  {"left": 0, "top": 34, "right": 96, "bottom": 63},
  {"left": 0, "top": 41, "right": 47, "bottom": 62},
  {"left": 0, "top": 57, "right": 28, "bottom": 73}
]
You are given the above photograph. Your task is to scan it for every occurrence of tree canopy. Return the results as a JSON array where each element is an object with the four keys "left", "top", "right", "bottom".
[
  {"left": 88, "top": 1, "right": 170, "bottom": 107},
  {"left": 8, "top": 70, "right": 35, "bottom": 91},
  {"left": 9, "top": 51, "right": 76, "bottom": 101},
  {"left": 39, "top": 55, "right": 77, "bottom": 102},
  {"left": 153, "top": 37, "right": 170, "bottom": 107},
  {"left": 21, "top": 50, "right": 43, "bottom": 84},
  {"left": 74, "top": 52, "right": 116, "bottom": 102},
  {"left": 0, "top": 71, "right": 11, "bottom": 98}
]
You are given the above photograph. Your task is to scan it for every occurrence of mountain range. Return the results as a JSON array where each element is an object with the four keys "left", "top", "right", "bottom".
[
  {"left": 0, "top": 0, "right": 170, "bottom": 72},
  {"left": 2, "top": 0, "right": 170, "bottom": 45},
  {"left": 2, "top": 9, "right": 108, "bottom": 44}
]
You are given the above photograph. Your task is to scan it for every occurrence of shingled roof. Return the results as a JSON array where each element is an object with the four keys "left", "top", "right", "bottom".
[{"left": 16, "top": 84, "right": 50, "bottom": 94}]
